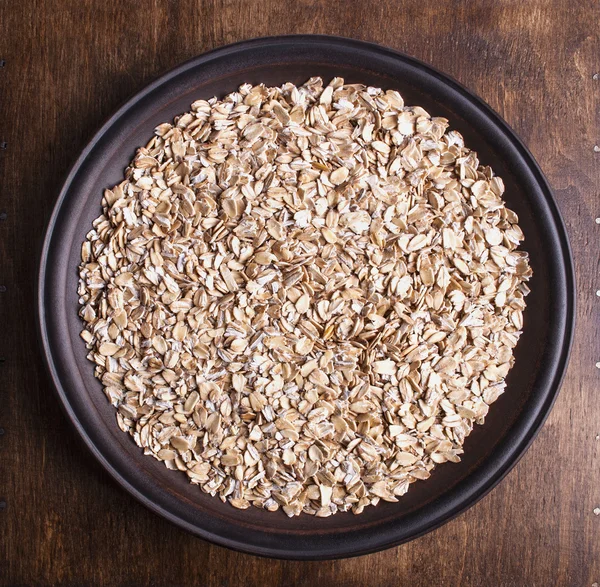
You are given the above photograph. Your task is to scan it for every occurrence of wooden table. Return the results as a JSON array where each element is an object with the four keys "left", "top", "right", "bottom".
[{"left": 1, "top": 1, "right": 598, "bottom": 584}]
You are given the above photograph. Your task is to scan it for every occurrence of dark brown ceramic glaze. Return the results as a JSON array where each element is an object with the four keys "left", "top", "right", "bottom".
[{"left": 37, "top": 35, "right": 575, "bottom": 560}]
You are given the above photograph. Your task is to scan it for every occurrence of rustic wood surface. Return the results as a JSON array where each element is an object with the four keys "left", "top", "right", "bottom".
[{"left": 1, "top": 1, "right": 599, "bottom": 585}]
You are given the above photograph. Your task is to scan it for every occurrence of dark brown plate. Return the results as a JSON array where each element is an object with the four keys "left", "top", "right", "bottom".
[{"left": 37, "top": 35, "right": 575, "bottom": 560}]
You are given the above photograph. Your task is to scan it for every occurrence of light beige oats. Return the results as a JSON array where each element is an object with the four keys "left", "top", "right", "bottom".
[{"left": 78, "top": 77, "right": 531, "bottom": 517}]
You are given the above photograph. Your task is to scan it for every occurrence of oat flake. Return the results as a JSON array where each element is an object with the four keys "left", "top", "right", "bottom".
[{"left": 78, "top": 78, "right": 532, "bottom": 517}]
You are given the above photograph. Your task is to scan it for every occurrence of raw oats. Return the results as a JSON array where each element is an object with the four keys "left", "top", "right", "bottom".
[{"left": 78, "top": 77, "right": 531, "bottom": 517}]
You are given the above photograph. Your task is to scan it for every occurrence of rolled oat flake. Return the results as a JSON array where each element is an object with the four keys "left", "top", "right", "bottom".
[{"left": 78, "top": 77, "right": 531, "bottom": 517}]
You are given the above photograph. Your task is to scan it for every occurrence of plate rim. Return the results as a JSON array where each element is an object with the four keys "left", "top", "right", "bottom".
[{"left": 37, "top": 34, "right": 576, "bottom": 560}]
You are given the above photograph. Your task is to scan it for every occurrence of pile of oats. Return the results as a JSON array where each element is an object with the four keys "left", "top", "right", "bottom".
[{"left": 78, "top": 77, "right": 531, "bottom": 517}]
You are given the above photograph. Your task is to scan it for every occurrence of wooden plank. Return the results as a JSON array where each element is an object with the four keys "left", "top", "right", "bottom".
[{"left": 0, "top": 0, "right": 598, "bottom": 584}]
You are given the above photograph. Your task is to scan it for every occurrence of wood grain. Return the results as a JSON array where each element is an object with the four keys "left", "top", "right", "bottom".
[{"left": 1, "top": 1, "right": 598, "bottom": 585}]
